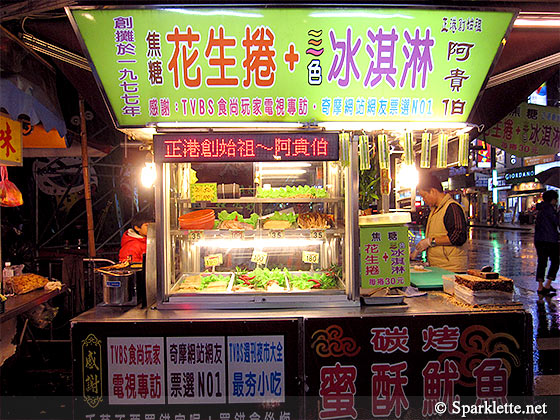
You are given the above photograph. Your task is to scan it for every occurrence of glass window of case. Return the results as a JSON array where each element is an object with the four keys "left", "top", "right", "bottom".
[{"left": 160, "top": 159, "right": 349, "bottom": 302}]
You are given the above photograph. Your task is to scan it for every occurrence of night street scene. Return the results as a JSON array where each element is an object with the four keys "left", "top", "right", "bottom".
[{"left": 0, "top": 1, "right": 559, "bottom": 420}]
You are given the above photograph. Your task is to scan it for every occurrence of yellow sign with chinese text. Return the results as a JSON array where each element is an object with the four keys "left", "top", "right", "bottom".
[
  {"left": 0, "top": 114, "right": 23, "bottom": 166},
  {"left": 485, "top": 102, "right": 560, "bottom": 158},
  {"left": 191, "top": 183, "right": 217, "bottom": 203}
]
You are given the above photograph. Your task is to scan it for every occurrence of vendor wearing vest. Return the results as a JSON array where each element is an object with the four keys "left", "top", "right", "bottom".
[{"left": 411, "top": 174, "right": 468, "bottom": 273}]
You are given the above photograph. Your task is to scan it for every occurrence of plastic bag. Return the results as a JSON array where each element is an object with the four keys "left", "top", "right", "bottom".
[{"left": 0, "top": 166, "right": 23, "bottom": 207}]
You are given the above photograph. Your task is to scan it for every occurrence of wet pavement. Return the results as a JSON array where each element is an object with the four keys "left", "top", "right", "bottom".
[{"left": 412, "top": 226, "right": 560, "bottom": 395}]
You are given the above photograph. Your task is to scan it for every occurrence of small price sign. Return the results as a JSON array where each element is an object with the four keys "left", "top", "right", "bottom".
[
  {"left": 302, "top": 251, "right": 320, "bottom": 265},
  {"left": 309, "top": 229, "right": 326, "bottom": 240},
  {"left": 230, "top": 230, "right": 245, "bottom": 240},
  {"left": 268, "top": 230, "right": 285, "bottom": 239},
  {"left": 251, "top": 250, "right": 268, "bottom": 265},
  {"left": 204, "top": 253, "right": 223, "bottom": 268},
  {"left": 188, "top": 230, "right": 204, "bottom": 241}
]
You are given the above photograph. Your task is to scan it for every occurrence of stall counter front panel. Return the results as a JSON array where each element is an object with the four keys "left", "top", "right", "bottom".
[{"left": 71, "top": 296, "right": 532, "bottom": 420}]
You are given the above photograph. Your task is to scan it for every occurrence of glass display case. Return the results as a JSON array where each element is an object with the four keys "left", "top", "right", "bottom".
[{"left": 154, "top": 132, "right": 359, "bottom": 308}]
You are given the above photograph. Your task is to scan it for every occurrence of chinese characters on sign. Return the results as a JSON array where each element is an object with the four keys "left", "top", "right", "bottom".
[
  {"left": 228, "top": 335, "right": 285, "bottom": 404},
  {"left": 310, "top": 319, "right": 524, "bottom": 419},
  {"left": 360, "top": 225, "right": 410, "bottom": 288},
  {"left": 72, "top": 9, "right": 515, "bottom": 125},
  {"left": 107, "top": 337, "right": 165, "bottom": 405},
  {"left": 154, "top": 133, "right": 339, "bottom": 163},
  {"left": 485, "top": 102, "right": 560, "bottom": 158},
  {"left": 0, "top": 114, "right": 23, "bottom": 166},
  {"left": 167, "top": 337, "right": 226, "bottom": 404}
]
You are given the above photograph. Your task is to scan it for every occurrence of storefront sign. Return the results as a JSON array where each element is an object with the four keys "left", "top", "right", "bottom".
[
  {"left": 0, "top": 114, "right": 23, "bottom": 166},
  {"left": 154, "top": 132, "right": 339, "bottom": 162},
  {"left": 360, "top": 225, "right": 410, "bottom": 288},
  {"left": 503, "top": 165, "right": 535, "bottom": 185},
  {"left": 305, "top": 312, "right": 531, "bottom": 419},
  {"left": 486, "top": 102, "right": 560, "bottom": 158},
  {"left": 524, "top": 154, "right": 555, "bottom": 166},
  {"left": 72, "top": 320, "right": 301, "bottom": 419},
  {"left": 70, "top": 8, "right": 514, "bottom": 126}
]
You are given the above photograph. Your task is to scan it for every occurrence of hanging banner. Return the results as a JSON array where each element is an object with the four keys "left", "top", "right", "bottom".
[
  {"left": 69, "top": 8, "right": 515, "bottom": 126},
  {"left": 359, "top": 135, "right": 371, "bottom": 170},
  {"left": 457, "top": 133, "right": 469, "bottom": 166},
  {"left": 0, "top": 114, "right": 23, "bottom": 166},
  {"left": 377, "top": 134, "right": 389, "bottom": 170},
  {"left": 437, "top": 133, "right": 448, "bottom": 168},
  {"left": 485, "top": 102, "right": 560, "bottom": 158},
  {"left": 420, "top": 132, "right": 432, "bottom": 168},
  {"left": 339, "top": 132, "right": 350, "bottom": 167},
  {"left": 403, "top": 132, "right": 414, "bottom": 166}
]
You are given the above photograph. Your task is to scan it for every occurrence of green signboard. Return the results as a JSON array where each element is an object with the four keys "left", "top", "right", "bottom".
[
  {"left": 360, "top": 225, "right": 410, "bottom": 289},
  {"left": 70, "top": 8, "right": 514, "bottom": 127},
  {"left": 485, "top": 102, "right": 560, "bottom": 158}
]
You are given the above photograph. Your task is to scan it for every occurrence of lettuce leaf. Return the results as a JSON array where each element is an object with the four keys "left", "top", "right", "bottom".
[
  {"left": 217, "top": 210, "right": 259, "bottom": 228},
  {"left": 266, "top": 211, "right": 297, "bottom": 224}
]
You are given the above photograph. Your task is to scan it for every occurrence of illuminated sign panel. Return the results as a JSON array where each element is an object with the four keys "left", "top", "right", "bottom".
[
  {"left": 70, "top": 8, "right": 515, "bottom": 126},
  {"left": 154, "top": 133, "right": 339, "bottom": 163}
]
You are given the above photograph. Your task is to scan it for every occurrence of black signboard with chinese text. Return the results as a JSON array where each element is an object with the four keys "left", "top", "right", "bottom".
[
  {"left": 304, "top": 311, "right": 532, "bottom": 419},
  {"left": 154, "top": 132, "right": 339, "bottom": 163}
]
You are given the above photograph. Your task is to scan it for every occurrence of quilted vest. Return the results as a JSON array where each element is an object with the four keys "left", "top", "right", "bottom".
[{"left": 425, "top": 194, "right": 467, "bottom": 272}]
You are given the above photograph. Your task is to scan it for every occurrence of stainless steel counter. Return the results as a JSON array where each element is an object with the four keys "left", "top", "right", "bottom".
[{"left": 71, "top": 291, "right": 526, "bottom": 323}]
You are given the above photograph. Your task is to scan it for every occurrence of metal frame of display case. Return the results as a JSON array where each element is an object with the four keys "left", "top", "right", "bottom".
[{"left": 154, "top": 133, "right": 360, "bottom": 309}]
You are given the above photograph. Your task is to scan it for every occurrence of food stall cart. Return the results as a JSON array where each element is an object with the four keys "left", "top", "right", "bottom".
[{"left": 67, "top": 6, "right": 533, "bottom": 419}]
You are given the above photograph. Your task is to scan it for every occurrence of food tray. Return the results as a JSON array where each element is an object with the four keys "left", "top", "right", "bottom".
[
  {"left": 360, "top": 288, "right": 406, "bottom": 305},
  {"left": 287, "top": 271, "right": 343, "bottom": 291},
  {"left": 230, "top": 271, "right": 290, "bottom": 293},
  {"left": 171, "top": 272, "right": 233, "bottom": 294}
]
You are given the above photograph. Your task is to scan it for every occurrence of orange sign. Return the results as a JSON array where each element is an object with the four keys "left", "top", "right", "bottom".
[
  {"left": 22, "top": 122, "right": 67, "bottom": 149},
  {"left": 0, "top": 114, "right": 23, "bottom": 166}
]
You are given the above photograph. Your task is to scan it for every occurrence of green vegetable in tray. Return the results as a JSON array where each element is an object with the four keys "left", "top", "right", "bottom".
[
  {"left": 217, "top": 210, "right": 259, "bottom": 227},
  {"left": 265, "top": 211, "right": 297, "bottom": 224},
  {"left": 234, "top": 267, "right": 289, "bottom": 289},
  {"left": 199, "top": 273, "right": 230, "bottom": 290},
  {"left": 287, "top": 264, "right": 342, "bottom": 290},
  {"left": 256, "top": 185, "right": 328, "bottom": 198}
]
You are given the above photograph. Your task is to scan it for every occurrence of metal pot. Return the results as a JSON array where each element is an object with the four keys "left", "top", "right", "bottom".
[{"left": 102, "top": 270, "right": 135, "bottom": 305}]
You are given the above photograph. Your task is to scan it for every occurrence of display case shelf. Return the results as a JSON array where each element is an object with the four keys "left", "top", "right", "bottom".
[
  {"left": 170, "top": 228, "right": 345, "bottom": 237},
  {"left": 175, "top": 197, "right": 344, "bottom": 204}
]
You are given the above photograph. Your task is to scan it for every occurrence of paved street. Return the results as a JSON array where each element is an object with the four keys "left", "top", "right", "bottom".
[{"left": 411, "top": 225, "right": 560, "bottom": 395}]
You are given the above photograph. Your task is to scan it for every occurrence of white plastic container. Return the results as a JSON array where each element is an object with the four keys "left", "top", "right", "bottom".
[{"left": 359, "top": 212, "right": 411, "bottom": 226}]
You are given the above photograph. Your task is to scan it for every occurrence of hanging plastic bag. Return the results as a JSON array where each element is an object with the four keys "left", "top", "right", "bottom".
[{"left": 0, "top": 166, "right": 23, "bottom": 207}]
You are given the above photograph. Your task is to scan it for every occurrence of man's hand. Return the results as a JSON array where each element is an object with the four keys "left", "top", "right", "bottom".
[{"left": 415, "top": 238, "right": 431, "bottom": 253}]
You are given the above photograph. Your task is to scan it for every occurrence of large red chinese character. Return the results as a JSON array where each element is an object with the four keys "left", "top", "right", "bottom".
[
  {"left": 422, "top": 325, "right": 460, "bottom": 352},
  {"left": 473, "top": 358, "right": 508, "bottom": 404},
  {"left": 371, "top": 362, "right": 409, "bottom": 418},
  {"left": 166, "top": 26, "right": 201, "bottom": 88},
  {"left": 370, "top": 327, "right": 409, "bottom": 354},
  {"left": 293, "top": 137, "right": 310, "bottom": 156},
  {"left": 242, "top": 26, "right": 276, "bottom": 87},
  {"left": 275, "top": 138, "right": 291, "bottom": 157},
  {"left": 183, "top": 138, "right": 201, "bottom": 158},
  {"left": 422, "top": 360, "right": 460, "bottom": 416},
  {"left": 0, "top": 122, "right": 15, "bottom": 158},
  {"left": 312, "top": 138, "right": 329, "bottom": 156},
  {"left": 319, "top": 363, "right": 358, "bottom": 419},
  {"left": 204, "top": 26, "right": 238, "bottom": 86},
  {"left": 112, "top": 374, "right": 124, "bottom": 399}
]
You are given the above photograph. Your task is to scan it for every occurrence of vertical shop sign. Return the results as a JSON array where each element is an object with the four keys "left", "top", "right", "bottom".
[
  {"left": 420, "top": 132, "right": 432, "bottom": 168},
  {"left": 107, "top": 337, "right": 165, "bottom": 405},
  {"left": 167, "top": 337, "right": 226, "bottom": 404},
  {"left": 82, "top": 333, "right": 103, "bottom": 408},
  {"left": 360, "top": 225, "right": 410, "bottom": 288},
  {"left": 0, "top": 114, "right": 23, "bottom": 166},
  {"left": 227, "top": 335, "right": 285, "bottom": 403}
]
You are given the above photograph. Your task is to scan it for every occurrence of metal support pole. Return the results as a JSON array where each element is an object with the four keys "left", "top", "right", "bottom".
[{"left": 79, "top": 96, "right": 96, "bottom": 258}]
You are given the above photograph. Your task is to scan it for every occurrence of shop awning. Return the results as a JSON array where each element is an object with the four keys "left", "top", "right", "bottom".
[{"left": 0, "top": 27, "right": 67, "bottom": 139}]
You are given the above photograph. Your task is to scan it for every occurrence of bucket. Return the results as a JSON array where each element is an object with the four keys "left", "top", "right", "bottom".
[{"left": 102, "top": 271, "right": 135, "bottom": 305}]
